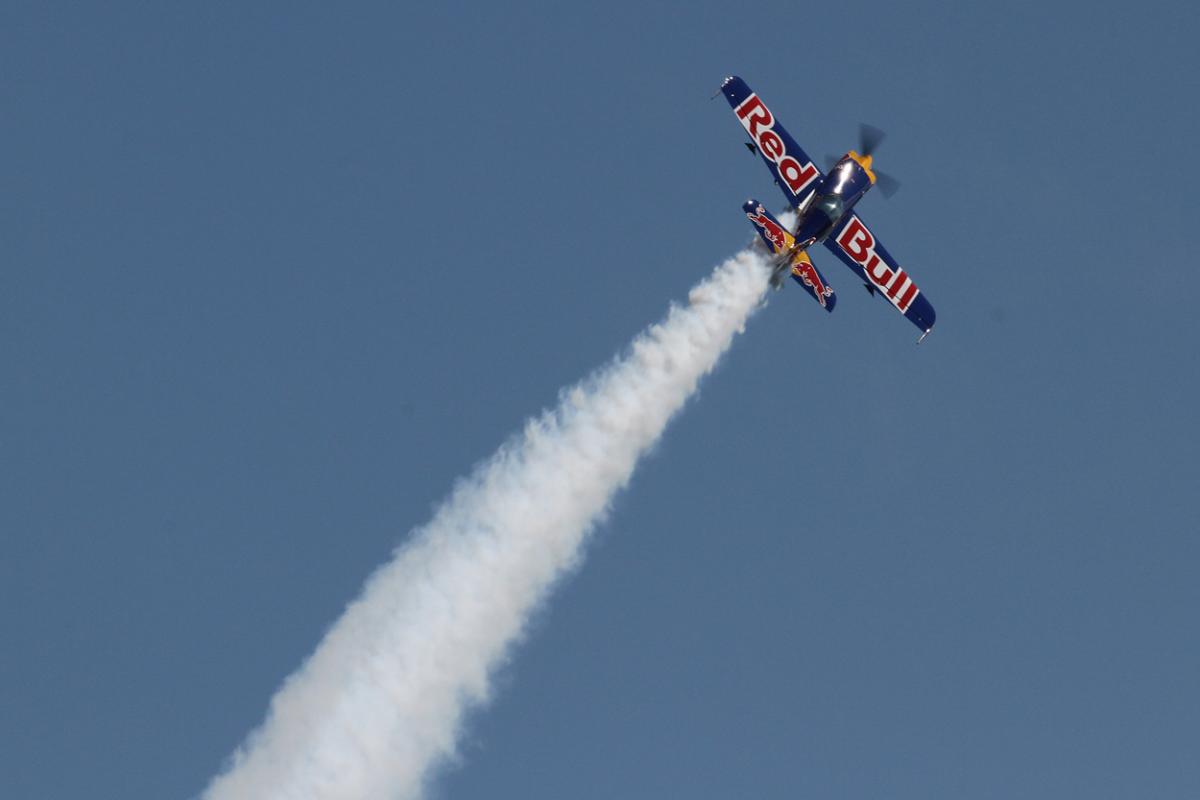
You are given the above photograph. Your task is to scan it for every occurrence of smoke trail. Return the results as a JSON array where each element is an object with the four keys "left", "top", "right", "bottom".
[{"left": 202, "top": 248, "right": 772, "bottom": 800}]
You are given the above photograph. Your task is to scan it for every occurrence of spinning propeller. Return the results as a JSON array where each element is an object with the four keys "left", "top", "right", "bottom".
[
  {"left": 829, "top": 124, "right": 902, "bottom": 198},
  {"left": 858, "top": 123, "right": 886, "bottom": 157},
  {"left": 858, "top": 123, "right": 902, "bottom": 198}
]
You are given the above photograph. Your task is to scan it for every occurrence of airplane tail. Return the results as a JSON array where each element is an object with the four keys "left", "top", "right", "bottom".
[{"left": 742, "top": 199, "right": 836, "bottom": 312}]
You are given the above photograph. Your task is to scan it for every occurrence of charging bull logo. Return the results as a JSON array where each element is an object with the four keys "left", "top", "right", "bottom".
[
  {"left": 835, "top": 216, "right": 920, "bottom": 312},
  {"left": 792, "top": 259, "right": 833, "bottom": 308},
  {"left": 735, "top": 94, "right": 820, "bottom": 199},
  {"left": 745, "top": 204, "right": 790, "bottom": 253}
]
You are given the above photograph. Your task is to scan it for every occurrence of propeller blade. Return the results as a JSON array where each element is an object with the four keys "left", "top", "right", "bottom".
[
  {"left": 858, "top": 123, "right": 887, "bottom": 157},
  {"left": 874, "top": 169, "right": 902, "bottom": 199}
]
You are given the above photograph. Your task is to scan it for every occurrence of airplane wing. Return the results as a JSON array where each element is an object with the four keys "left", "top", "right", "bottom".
[
  {"left": 823, "top": 213, "right": 936, "bottom": 336},
  {"left": 719, "top": 76, "right": 823, "bottom": 209}
]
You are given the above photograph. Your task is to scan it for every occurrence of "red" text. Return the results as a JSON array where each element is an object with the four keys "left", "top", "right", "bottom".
[{"left": 735, "top": 94, "right": 819, "bottom": 199}]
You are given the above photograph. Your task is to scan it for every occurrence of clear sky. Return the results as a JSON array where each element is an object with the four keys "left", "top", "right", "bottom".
[{"left": 3, "top": 1, "right": 1198, "bottom": 797}]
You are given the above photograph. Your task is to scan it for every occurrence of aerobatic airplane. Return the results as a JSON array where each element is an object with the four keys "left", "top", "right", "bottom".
[{"left": 719, "top": 75, "right": 936, "bottom": 342}]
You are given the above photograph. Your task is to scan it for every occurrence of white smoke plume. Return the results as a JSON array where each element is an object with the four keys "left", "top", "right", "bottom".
[{"left": 201, "top": 248, "right": 772, "bottom": 800}]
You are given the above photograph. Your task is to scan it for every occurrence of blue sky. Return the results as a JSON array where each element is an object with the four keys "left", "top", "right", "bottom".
[{"left": 3, "top": 1, "right": 1198, "bottom": 797}]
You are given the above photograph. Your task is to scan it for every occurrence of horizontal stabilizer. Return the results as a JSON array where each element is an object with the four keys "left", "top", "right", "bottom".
[
  {"left": 742, "top": 199, "right": 794, "bottom": 255},
  {"left": 788, "top": 249, "right": 837, "bottom": 312}
]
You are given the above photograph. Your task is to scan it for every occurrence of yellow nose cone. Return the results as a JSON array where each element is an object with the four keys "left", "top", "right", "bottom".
[{"left": 846, "top": 150, "right": 877, "bottom": 183}]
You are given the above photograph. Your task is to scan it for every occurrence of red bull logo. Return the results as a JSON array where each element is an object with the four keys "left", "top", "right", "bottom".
[
  {"left": 792, "top": 258, "right": 833, "bottom": 308},
  {"left": 735, "top": 94, "right": 820, "bottom": 199},
  {"left": 835, "top": 216, "right": 919, "bottom": 312},
  {"left": 745, "top": 204, "right": 790, "bottom": 253}
]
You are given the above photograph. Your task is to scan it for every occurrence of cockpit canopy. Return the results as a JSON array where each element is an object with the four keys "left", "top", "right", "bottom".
[{"left": 812, "top": 193, "right": 845, "bottom": 222}]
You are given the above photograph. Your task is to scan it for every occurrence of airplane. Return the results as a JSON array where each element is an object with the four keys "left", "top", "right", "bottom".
[{"left": 718, "top": 75, "right": 936, "bottom": 343}]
